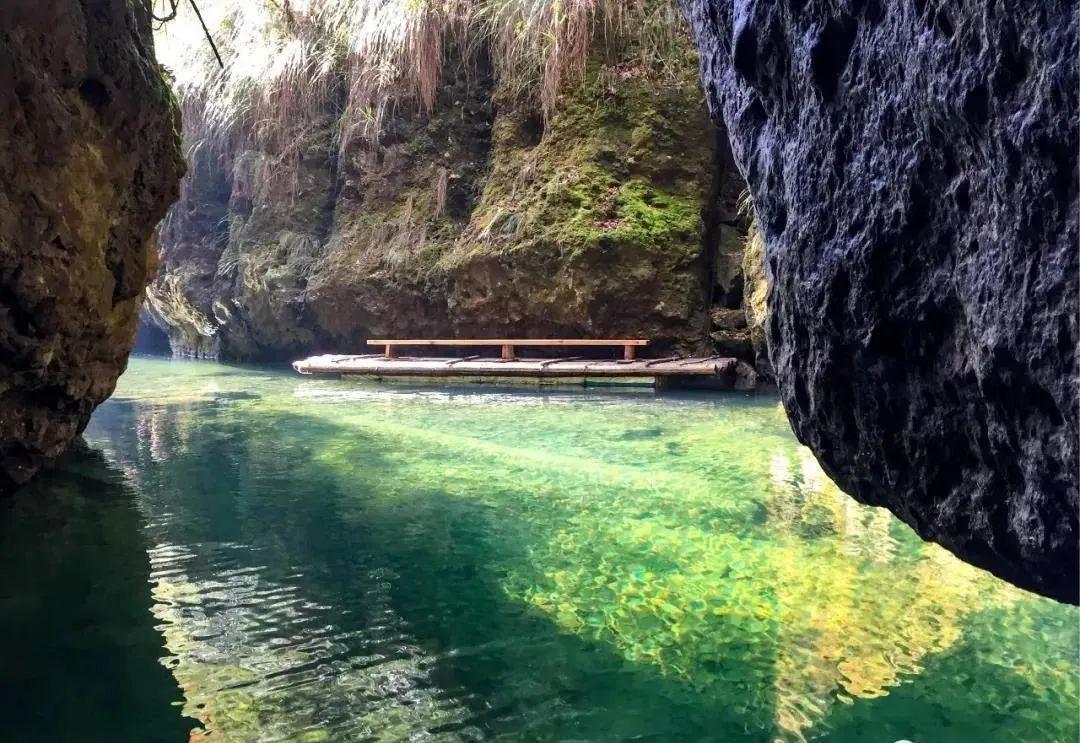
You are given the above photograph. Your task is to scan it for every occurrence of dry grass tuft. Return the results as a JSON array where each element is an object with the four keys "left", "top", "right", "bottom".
[
  {"left": 434, "top": 167, "right": 450, "bottom": 218},
  {"left": 155, "top": 0, "right": 690, "bottom": 193}
]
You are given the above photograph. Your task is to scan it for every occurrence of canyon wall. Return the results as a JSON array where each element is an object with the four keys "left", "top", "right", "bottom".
[
  {"left": 680, "top": 0, "right": 1078, "bottom": 602},
  {"left": 0, "top": 0, "right": 184, "bottom": 490},
  {"left": 147, "top": 24, "right": 767, "bottom": 374}
]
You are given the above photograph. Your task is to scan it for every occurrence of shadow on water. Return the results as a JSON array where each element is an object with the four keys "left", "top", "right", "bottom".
[{"left": 0, "top": 444, "right": 195, "bottom": 742}]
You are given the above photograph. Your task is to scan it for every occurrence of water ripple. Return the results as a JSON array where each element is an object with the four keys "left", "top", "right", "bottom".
[{"left": 71, "top": 359, "right": 1080, "bottom": 743}]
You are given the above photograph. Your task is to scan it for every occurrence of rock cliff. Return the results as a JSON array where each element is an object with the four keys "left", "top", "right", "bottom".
[
  {"left": 147, "top": 7, "right": 765, "bottom": 370},
  {"left": 0, "top": 0, "right": 184, "bottom": 490},
  {"left": 680, "top": 0, "right": 1078, "bottom": 602}
]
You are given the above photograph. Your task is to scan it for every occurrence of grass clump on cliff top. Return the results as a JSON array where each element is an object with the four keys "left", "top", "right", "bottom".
[{"left": 155, "top": 0, "right": 691, "bottom": 161}]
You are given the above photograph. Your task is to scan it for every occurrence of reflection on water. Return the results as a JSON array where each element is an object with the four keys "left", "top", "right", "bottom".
[
  {"left": 18, "top": 358, "right": 1078, "bottom": 741},
  {"left": 0, "top": 445, "right": 194, "bottom": 742}
]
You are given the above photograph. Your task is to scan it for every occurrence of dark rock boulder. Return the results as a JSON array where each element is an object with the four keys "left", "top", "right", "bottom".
[
  {"left": 679, "top": 0, "right": 1078, "bottom": 602},
  {"left": 0, "top": 0, "right": 184, "bottom": 490}
]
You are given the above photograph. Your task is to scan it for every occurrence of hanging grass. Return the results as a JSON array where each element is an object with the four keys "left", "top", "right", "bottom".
[{"left": 154, "top": 0, "right": 692, "bottom": 186}]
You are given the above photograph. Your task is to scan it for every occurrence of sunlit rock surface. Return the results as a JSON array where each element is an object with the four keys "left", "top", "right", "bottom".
[
  {"left": 0, "top": 0, "right": 184, "bottom": 490},
  {"left": 148, "top": 14, "right": 759, "bottom": 362},
  {"left": 679, "top": 0, "right": 1078, "bottom": 601}
]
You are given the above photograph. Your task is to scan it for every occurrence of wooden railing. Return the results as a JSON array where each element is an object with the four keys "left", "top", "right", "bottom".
[{"left": 367, "top": 338, "right": 649, "bottom": 361}]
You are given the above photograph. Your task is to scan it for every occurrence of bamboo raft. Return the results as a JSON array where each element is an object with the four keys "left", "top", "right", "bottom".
[{"left": 293, "top": 339, "right": 739, "bottom": 388}]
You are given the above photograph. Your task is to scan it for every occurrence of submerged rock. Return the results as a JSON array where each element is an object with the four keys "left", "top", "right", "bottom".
[
  {"left": 680, "top": 0, "right": 1078, "bottom": 601},
  {"left": 0, "top": 0, "right": 184, "bottom": 490}
]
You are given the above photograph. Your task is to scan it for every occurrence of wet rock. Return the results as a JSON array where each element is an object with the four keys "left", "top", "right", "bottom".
[
  {"left": 0, "top": 0, "right": 184, "bottom": 490},
  {"left": 732, "top": 360, "right": 758, "bottom": 392},
  {"left": 711, "top": 306, "right": 748, "bottom": 330},
  {"left": 710, "top": 305, "right": 754, "bottom": 359},
  {"left": 680, "top": 0, "right": 1078, "bottom": 602},
  {"left": 710, "top": 222, "right": 746, "bottom": 309}
]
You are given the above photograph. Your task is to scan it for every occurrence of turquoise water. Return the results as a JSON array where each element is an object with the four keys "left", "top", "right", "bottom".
[{"left": 0, "top": 358, "right": 1076, "bottom": 742}]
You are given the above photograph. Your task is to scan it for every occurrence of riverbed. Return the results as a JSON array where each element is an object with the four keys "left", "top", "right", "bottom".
[{"left": 1, "top": 358, "right": 1075, "bottom": 742}]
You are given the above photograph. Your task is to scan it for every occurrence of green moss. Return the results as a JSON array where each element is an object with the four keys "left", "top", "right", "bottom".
[
  {"left": 410, "top": 35, "right": 717, "bottom": 349},
  {"left": 741, "top": 215, "right": 770, "bottom": 361},
  {"left": 614, "top": 180, "right": 700, "bottom": 244},
  {"left": 181, "top": 21, "right": 722, "bottom": 353}
]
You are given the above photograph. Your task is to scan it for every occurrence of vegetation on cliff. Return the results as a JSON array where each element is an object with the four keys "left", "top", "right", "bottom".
[{"left": 148, "top": 0, "right": 762, "bottom": 364}]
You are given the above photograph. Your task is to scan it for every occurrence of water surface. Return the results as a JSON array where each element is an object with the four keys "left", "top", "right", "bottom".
[{"left": 1, "top": 358, "right": 1076, "bottom": 742}]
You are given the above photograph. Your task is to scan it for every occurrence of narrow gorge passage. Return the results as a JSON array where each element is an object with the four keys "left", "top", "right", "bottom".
[{"left": 0, "top": 0, "right": 1076, "bottom": 740}]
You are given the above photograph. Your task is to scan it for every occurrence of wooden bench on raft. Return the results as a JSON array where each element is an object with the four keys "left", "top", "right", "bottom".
[{"left": 368, "top": 338, "right": 650, "bottom": 361}]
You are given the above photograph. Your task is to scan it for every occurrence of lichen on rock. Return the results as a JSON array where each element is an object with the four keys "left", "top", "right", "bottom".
[{"left": 0, "top": 0, "right": 184, "bottom": 490}]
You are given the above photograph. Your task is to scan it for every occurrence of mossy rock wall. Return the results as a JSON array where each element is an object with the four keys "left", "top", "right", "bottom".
[
  {"left": 437, "top": 52, "right": 716, "bottom": 354},
  {"left": 303, "top": 56, "right": 495, "bottom": 346},
  {"left": 150, "top": 33, "right": 756, "bottom": 361}
]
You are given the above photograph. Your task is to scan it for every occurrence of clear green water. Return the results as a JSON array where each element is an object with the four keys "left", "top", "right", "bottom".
[{"left": 0, "top": 358, "right": 1076, "bottom": 742}]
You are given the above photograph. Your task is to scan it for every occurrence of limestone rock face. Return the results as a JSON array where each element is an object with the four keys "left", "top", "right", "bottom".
[
  {"left": 679, "top": 0, "right": 1078, "bottom": 601},
  {"left": 0, "top": 0, "right": 184, "bottom": 490},
  {"left": 149, "top": 28, "right": 760, "bottom": 362}
]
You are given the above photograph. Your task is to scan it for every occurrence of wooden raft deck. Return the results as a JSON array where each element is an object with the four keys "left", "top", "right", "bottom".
[{"left": 292, "top": 354, "right": 738, "bottom": 388}]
